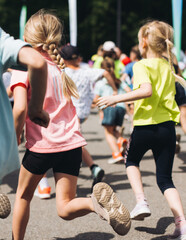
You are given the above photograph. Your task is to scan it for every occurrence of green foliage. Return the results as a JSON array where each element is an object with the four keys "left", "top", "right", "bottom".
[{"left": 0, "top": 0, "right": 185, "bottom": 61}]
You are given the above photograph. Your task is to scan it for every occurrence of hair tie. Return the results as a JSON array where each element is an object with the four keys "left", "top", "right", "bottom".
[{"left": 165, "top": 38, "right": 173, "bottom": 47}]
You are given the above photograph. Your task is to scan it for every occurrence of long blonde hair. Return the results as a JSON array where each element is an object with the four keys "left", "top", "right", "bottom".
[
  {"left": 139, "top": 20, "right": 186, "bottom": 88},
  {"left": 24, "top": 9, "right": 79, "bottom": 99}
]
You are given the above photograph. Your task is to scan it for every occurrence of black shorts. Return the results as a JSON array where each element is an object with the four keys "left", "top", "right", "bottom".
[
  {"left": 125, "top": 121, "right": 176, "bottom": 193},
  {"left": 22, "top": 147, "right": 82, "bottom": 176},
  {"left": 125, "top": 121, "right": 176, "bottom": 167}
]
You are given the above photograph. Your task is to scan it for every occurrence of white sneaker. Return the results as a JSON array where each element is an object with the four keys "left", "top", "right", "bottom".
[
  {"left": 168, "top": 227, "right": 186, "bottom": 240},
  {"left": 167, "top": 234, "right": 186, "bottom": 240},
  {"left": 130, "top": 201, "right": 151, "bottom": 220}
]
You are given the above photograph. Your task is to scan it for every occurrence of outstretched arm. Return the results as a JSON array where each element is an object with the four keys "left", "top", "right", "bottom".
[
  {"left": 97, "top": 82, "right": 152, "bottom": 109},
  {"left": 17, "top": 46, "right": 49, "bottom": 128}
]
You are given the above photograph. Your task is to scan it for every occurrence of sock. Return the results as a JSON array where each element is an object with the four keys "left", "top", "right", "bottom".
[
  {"left": 90, "top": 164, "right": 98, "bottom": 170},
  {"left": 171, "top": 216, "right": 186, "bottom": 237},
  {"left": 38, "top": 177, "right": 49, "bottom": 190},
  {"left": 175, "top": 216, "right": 186, "bottom": 227},
  {"left": 135, "top": 192, "right": 146, "bottom": 204}
]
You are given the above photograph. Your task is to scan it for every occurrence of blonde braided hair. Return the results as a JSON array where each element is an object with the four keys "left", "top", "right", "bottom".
[{"left": 24, "top": 9, "right": 79, "bottom": 99}]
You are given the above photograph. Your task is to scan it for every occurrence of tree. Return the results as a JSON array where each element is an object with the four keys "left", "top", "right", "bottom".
[{"left": 0, "top": 0, "right": 185, "bottom": 61}]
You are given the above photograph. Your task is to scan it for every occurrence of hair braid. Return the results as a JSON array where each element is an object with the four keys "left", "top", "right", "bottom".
[
  {"left": 165, "top": 39, "right": 174, "bottom": 72},
  {"left": 24, "top": 9, "right": 79, "bottom": 99},
  {"left": 43, "top": 43, "right": 79, "bottom": 99}
]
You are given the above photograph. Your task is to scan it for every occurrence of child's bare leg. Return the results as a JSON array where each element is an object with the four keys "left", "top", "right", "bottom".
[
  {"left": 164, "top": 188, "right": 186, "bottom": 237},
  {"left": 55, "top": 173, "right": 94, "bottom": 220},
  {"left": 12, "top": 166, "right": 44, "bottom": 240},
  {"left": 82, "top": 147, "right": 94, "bottom": 167},
  {"left": 126, "top": 166, "right": 144, "bottom": 201},
  {"left": 164, "top": 188, "right": 185, "bottom": 218},
  {"left": 54, "top": 173, "right": 131, "bottom": 236},
  {"left": 104, "top": 126, "right": 120, "bottom": 153},
  {"left": 180, "top": 105, "right": 186, "bottom": 134},
  {"left": 126, "top": 166, "right": 150, "bottom": 220}
]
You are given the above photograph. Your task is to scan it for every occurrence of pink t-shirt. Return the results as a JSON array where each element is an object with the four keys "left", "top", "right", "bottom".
[{"left": 10, "top": 56, "right": 86, "bottom": 153}]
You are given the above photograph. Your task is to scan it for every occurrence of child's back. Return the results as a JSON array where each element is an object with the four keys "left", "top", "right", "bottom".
[
  {"left": 11, "top": 57, "right": 86, "bottom": 153},
  {"left": 133, "top": 58, "right": 180, "bottom": 125},
  {"left": 64, "top": 67, "right": 104, "bottom": 120}
]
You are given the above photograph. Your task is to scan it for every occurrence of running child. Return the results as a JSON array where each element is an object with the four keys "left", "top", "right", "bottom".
[
  {"left": 60, "top": 44, "right": 119, "bottom": 190},
  {"left": 11, "top": 9, "right": 131, "bottom": 239},
  {"left": 94, "top": 57, "right": 130, "bottom": 164},
  {"left": 97, "top": 20, "right": 186, "bottom": 239}
]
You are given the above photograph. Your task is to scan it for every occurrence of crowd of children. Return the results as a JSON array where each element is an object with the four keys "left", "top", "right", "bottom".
[{"left": 0, "top": 8, "right": 186, "bottom": 240}]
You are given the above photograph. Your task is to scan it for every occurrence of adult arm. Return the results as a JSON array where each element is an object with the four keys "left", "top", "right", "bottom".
[
  {"left": 97, "top": 82, "right": 152, "bottom": 108},
  {"left": 17, "top": 47, "right": 49, "bottom": 127}
]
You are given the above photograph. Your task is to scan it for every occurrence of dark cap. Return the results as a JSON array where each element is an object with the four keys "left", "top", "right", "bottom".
[{"left": 60, "top": 45, "right": 80, "bottom": 60}]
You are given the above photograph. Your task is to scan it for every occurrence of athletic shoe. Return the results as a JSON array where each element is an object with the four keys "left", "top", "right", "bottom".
[
  {"left": 117, "top": 137, "right": 128, "bottom": 155},
  {"left": 91, "top": 182, "right": 131, "bottom": 236},
  {"left": 91, "top": 165, "right": 105, "bottom": 189},
  {"left": 108, "top": 152, "right": 124, "bottom": 164},
  {"left": 34, "top": 186, "right": 51, "bottom": 199},
  {"left": 130, "top": 201, "right": 151, "bottom": 220},
  {"left": 168, "top": 226, "right": 186, "bottom": 239},
  {"left": 0, "top": 194, "right": 11, "bottom": 219},
  {"left": 167, "top": 234, "right": 186, "bottom": 240}
]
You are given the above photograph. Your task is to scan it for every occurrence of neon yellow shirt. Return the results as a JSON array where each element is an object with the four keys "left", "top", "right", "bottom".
[{"left": 133, "top": 58, "right": 180, "bottom": 126}]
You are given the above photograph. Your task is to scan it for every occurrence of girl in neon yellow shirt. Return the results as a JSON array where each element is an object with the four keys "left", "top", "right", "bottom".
[{"left": 97, "top": 20, "right": 186, "bottom": 240}]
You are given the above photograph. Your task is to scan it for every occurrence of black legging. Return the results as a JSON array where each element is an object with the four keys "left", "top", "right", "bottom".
[{"left": 125, "top": 121, "right": 176, "bottom": 194}]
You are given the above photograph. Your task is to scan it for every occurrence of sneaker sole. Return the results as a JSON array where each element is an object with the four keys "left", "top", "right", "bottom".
[
  {"left": 131, "top": 210, "right": 151, "bottom": 221},
  {"left": 108, "top": 157, "right": 124, "bottom": 164},
  {"left": 93, "top": 182, "right": 131, "bottom": 236},
  {"left": 34, "top": 192, "right": 51, "bottom": 199},
  {"left": 0, "top": 194, "right": 11, "bottom": 219}
]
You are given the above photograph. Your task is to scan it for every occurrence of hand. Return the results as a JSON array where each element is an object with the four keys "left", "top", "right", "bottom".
[
  {"left": 28, "top": 103, "right": 50, "bottom": 128},
  {"left": 112, "top": 90, "right": 118, "bottom": 96},
  {"left": 96, "top": 95, "right": 118, "bottom": 109}
]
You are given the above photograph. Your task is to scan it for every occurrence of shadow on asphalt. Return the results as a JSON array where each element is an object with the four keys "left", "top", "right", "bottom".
[
  {"left": 81, "top": 131, "right": 98, "bottom": 135},
  {"left": 85, "top": 138, "right": 103, "bottom": 142},
  {"left": 177, "top": 151, "right": 186, "bottom": 164},
  {"left": 2, "top": 169, "right": 19, "bottom": 193},
  {"left": 135, "top": 217, "right": 173, "bottom": 239},
  {"left": 52, "top": 231, "right": 115, "bottom": 240}
]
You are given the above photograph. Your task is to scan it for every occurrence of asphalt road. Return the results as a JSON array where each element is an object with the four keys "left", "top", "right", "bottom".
[{"left": 1, "top": 108, "right": 186, "bottom": 240}]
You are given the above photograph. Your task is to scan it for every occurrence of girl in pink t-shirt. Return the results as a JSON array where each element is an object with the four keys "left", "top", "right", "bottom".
[{"left": 11, "top": 9, "right": 131, "bottom": 239}]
